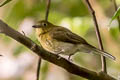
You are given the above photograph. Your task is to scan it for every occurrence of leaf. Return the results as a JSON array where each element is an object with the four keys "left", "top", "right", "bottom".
[
  {"left": 110, "top": 7, "right": 120, "bottom": 24},
  {"left": 110, "top": 27, "right": 119, "bottom": 40},
  {"left": 0, "top": 0, "right": 12, "bottom": 7}
]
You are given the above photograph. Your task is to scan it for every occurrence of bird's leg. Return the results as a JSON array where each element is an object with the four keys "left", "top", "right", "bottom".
[
  {"left": 68, "top": 54, "right": 74, "bottom": 61},
  {"left": 57, "top": 53, "right": 62, "bottom": 59},
  {"left": 56, "top": 51, "right": 62, "bottom": 59},
  {"left": 56, "top": 52, "right": 61, "bottom": 56}
]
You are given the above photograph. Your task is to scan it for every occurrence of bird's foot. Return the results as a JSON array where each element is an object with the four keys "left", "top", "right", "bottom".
[
  {"left": 57, "top": 56, "right": 61, "bottom": 60},
  {"left": 68, "top": 54, "right": 73, "bottom": 61},
  {"left": 56, "top": 52, "right": 61, "bottom": 59},
  {"left": 56, "top": 52, "right": 61, "bottom": 56}
]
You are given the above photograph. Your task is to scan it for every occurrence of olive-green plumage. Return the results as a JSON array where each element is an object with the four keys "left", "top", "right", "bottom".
[{"left": 32, "top": 20, "right": 115, "bottom": 60}]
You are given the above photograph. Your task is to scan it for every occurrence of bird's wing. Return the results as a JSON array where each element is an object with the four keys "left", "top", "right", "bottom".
[{"left": 50, "top": 27, "right": 88, "bottom": 44}]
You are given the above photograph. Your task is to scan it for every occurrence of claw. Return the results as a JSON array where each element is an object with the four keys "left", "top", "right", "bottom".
[
  {"left": 57, "top": 56, "right": 61, "bottom": 59},
  {"left": 56, "top": 53, "right": 61, "bottom": 56},
  {"left": 68, "top": 54, "right": 73, "bottom": 61},
  {"left": 56, "top": 52, "right": 61, "bottom": 59}
]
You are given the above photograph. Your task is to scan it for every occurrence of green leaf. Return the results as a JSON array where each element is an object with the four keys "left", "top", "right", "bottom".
[
  {"left": 110, "top": 27, "right": 119, "bottom": 40},
  {"left": 110, "top": 7, "right": 120, "bottom": 24},
  {"left": 0, "top": 0, "right": 12, "bottom": 7}
]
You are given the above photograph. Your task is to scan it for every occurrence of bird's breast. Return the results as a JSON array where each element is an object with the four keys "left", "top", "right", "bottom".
[{"left": 38, "top": 33, "right": 57, "bottom": 53}]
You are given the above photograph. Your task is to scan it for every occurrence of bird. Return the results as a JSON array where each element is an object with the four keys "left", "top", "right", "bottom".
[{"left": 32, "top": 20, "right": 115, "bottom": 60}]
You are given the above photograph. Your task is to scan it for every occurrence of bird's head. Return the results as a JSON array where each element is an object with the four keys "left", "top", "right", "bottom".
[{"left": 32, "top": 20, "right": 56, "bottom": 35}]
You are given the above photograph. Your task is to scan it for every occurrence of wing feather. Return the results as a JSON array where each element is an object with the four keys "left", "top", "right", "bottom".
[{"left": 50, "top": 27, "right": 88, "bottom": 44}]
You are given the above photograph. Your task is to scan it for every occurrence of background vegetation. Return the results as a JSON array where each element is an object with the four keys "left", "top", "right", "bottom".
[{"left": 0, "top": 0, "right": 120, "bottom": 80}]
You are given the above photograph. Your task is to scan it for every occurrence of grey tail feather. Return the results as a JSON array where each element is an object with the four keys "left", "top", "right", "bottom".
[
  {"left": 96, "top": 49, "right": 115, "bottom": 60},
  {"left": 88, "top": 44, "right": 116, "bottom": 60}
]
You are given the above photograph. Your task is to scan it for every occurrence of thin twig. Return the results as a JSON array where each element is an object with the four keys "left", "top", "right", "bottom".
[
  {"left": 36, "top": 0, "right": 51, "bottom": 80},
  {"left": 45, "top": 0, "right": 51, "bottom": 21},
  {"left": 22, "top": 31, "right": 26, "bottom": 36},
  {"left": 112, "top": 0, "right": 120, "bottom": 31},
  {"left": 85, "top": 0, "right": 107, "bottom": 73},
  {"left": 36, "top": 57, "right": 42, "bottom": 80},
  {"left": 0, "top": 0, "right": 12, "bottom": 7}
]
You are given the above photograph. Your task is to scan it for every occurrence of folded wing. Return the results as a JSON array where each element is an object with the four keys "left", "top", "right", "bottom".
[{"left": 50, "top": 27, "right": 88, "bottom": 44}]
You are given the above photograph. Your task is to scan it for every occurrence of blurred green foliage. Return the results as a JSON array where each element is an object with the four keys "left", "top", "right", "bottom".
[
  {"left": 40, "top": 61, "right": 49, "bottom": 80},
  {"left": 110, "top": 27, "right": 119, "bottom": 41},
  {"left": 13, "top": 45, "right": 27, "bottom": 56}
]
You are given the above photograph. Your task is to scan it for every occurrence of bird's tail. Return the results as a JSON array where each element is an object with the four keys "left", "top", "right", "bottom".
[
  {"left": 93, "top": 48, "right": 115, "bottom": 60},
  {"left": 86, "top": 44, "right": 116, "bottom": 60}
]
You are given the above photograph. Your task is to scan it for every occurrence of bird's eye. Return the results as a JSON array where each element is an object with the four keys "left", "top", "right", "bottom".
[{"left": 42, "top": 22, "right": 47, "bottom": 27}]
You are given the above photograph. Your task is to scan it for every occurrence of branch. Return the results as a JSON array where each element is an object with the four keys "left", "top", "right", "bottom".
[
  {"left": 112, "top": 0, "right": 120, "bottom": 31},
  {"left": 0, "top": 20, "right": 116, "bottom": 80},
  {"left": 85, "top": 0, "right": 107, "bottom": 73}
]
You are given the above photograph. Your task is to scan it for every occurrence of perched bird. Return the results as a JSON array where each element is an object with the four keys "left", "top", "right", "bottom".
[{"left": 32, "top": 20, "right": 115, "bottom": 60}]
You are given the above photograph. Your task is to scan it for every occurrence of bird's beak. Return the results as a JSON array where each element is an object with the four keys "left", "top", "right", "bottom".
[{"left": 32, "top": 25, "right": 40, "bottom": 28}]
